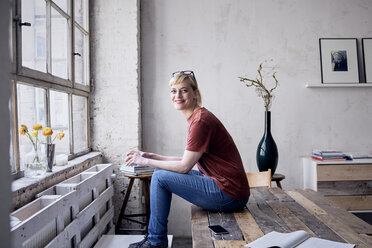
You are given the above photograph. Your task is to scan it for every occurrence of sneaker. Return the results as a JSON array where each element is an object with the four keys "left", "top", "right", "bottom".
[{"left": 128, "top": 234, "right": 168, "bottom": 248}]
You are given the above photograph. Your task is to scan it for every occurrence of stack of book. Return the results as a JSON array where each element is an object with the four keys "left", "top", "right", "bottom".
[
  {"left": 120, "top": 164, "right": 154, "bottom": 176},
  {"left": 311, "top": 150, "right": 351, "bottom": 161}
]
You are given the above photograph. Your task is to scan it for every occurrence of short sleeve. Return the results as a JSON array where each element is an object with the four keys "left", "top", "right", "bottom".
[{"left": 186, "top": 120, "right": 213, "bottom": 153}]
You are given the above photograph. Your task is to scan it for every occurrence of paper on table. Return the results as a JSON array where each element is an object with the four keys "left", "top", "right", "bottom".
[
  {"left": 245, "top": 231, "right": 355, "bottom": 248},
  {"left": 296, "top": 237, "right": 355, "bottom": 248},
  {"left": 245, "top": 231, "right": 309, "bottom": 248}
]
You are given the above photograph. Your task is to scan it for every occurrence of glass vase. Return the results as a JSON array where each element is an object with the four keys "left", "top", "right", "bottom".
[
  {"left": 40, "top": 143, "right": 55, "bottom": 172},
  {"left": 256, "top": 111, "right": 278, "bottom": 175},
  {"left": 24, "top": 144, "right": 46, "bottom": 178}
]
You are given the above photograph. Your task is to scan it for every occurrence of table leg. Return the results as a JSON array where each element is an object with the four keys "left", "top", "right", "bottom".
[
  {"left": 143, "top": 178, "right": 151, "bottom": 232},
  {"left": 276, "top": 180, "right": 282, "bottom": 189},
  {"left": 115, "top": 178, "right": 135, "bottom": 234}
]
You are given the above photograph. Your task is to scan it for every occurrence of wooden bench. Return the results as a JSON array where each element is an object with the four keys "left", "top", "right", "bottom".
[{"left": 191, "top": 187, "right": 372, "bottom": 248}]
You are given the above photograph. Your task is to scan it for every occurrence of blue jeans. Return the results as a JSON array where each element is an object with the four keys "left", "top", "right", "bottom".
[{"left": 148, "top": 169, "right": 248, "bottom": 245}]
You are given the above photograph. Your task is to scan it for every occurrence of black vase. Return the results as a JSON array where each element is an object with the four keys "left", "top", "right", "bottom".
[{"left": 256, "top": 111, "right": 278, "bottom": 175}]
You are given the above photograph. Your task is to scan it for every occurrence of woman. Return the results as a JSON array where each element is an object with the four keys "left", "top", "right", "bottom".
[{"left": 126, "top": 71, "right": 250, "bottom": 248}]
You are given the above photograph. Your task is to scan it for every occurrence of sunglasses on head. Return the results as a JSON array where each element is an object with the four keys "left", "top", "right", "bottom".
[{"left": 172, "top": 70, "right": 195, "bottom": 77}]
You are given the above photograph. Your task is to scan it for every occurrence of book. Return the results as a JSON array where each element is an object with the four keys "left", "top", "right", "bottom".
[
  {"left": 120, "top": 164, "right": 154, "bottom": 175},
  {"left": 352, "top": 155, "right": 372, "bottom": 159},
  {"left": 311, "top": 150, "right": 352, "bottom": 161},
  {"left": 245, "top": 230, "right": 355, "bottom": 248},
  {"left": 311, "top": 155, "right": 347, "bottom": 162},
  {"left": 312, "top": 149, "right": 343, "bottom": 155},
  {"left": 312, "top": 150, "right": 345, "bottom": 157},
  {"left": 348, "top": 153, "right": 372, "bottom": 159},
  {"left": 120, "top": 171, "right": 154, "bottom": 176}
]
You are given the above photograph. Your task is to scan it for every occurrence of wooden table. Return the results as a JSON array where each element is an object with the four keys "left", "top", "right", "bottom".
[{"left": 191, "top": 187, "right": 372, "bottom": 248}]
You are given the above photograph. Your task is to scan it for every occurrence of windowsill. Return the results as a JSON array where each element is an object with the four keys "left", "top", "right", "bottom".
[{"left": 12, "top": 151, "right": 103, "bottom": 211}]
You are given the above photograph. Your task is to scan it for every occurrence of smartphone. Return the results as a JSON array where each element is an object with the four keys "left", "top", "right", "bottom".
[{"left": 208, "top": 225, "right": 229, "bottom": 234}]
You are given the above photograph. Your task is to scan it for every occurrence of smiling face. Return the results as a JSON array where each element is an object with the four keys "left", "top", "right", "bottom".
[{"left": 170, "top": 80, "right": 198, "bottom": 113}]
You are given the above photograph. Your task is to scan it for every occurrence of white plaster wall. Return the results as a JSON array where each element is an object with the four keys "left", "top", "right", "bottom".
[
  {"left": 0, "top": 0, "right": 12, "bottom": 246},
  {"left": 141, "top": 0, "right": 372, "bottom": 236},
  {"left": 90, "top": 0, "right": 142, "bottom": 227}
]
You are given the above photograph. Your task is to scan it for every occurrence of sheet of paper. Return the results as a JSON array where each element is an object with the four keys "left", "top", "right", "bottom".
[
  {"left": 296, "top": 237, "right": 355, "bottom": 248},
  {"left": 245, "top": 231, "right": 356, "bottom": 248},
  {"left": 245, "top": 231, "right": 309, "bottom": 248}
]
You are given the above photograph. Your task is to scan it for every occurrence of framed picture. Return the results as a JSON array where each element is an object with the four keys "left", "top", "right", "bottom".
[
  {"left": 362, "top": 38, "right": 372, "bottom": 83},
  {"left": 319, "top": 38, "right": 359, "bottom": 84}
]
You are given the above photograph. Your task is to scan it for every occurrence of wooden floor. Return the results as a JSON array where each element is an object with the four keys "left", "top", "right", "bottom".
[{"left": 172, "top": 236, "right": 192, "bottom": 248}]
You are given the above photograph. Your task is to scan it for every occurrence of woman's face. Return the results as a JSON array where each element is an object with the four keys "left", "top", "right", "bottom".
[{"left": 170, "top": 81, "right": 197, "bottom": 112}]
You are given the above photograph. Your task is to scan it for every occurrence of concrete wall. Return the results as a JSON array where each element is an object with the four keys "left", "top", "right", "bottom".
[
  {"left": 89, "top": 0, "right": 142, "bottom": 227},
  {"left": 0, "top": 0, "right": 12, "bottom": 246},
  {"left": 141, "top": 0, "right": 372, "bottom": 236}
]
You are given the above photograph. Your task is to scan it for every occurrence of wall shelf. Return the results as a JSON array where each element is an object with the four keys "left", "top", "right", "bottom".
[{"left": 306, "top": 83, "right": 372, "bottom": 88}]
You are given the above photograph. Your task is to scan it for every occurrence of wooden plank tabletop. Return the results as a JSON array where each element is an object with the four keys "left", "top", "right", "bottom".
[{"left": 191, "top": 187, "right": 372, "bottom": 248}]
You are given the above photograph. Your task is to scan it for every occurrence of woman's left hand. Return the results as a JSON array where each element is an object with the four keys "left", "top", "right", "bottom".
[{"left": 125, "top": 150, "right": 149, "bottom": 166}]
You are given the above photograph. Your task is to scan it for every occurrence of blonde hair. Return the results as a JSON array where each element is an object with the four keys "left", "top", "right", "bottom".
[{"left": 169, "top": 72, "right": 202, "bottom": 107}]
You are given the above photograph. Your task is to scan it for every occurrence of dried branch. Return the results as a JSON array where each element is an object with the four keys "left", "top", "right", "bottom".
[{"left": 238, "top": 61, "right": 279, "bottom": 111}]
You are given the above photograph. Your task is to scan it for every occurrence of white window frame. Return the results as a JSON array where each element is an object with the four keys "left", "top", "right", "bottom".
[{"left": 11, "top": 0, "right": 91, "bottom": 177}]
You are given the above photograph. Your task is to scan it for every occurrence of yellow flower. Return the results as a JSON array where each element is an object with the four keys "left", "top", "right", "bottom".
[
  {"left": 19, "top": 124, "right": 38, "bottom": 150},
  {"left": 21, "top": 124, "right": 65, "bottom": 145},
  {"left": 31, "top": 131, "right": 38, "bottom": 137},
  {"left": 56, "top": 130, "right": 65, "bottom": 140},
  {"left": 42, "top": 127, "right": 53, "bottom": 136},
  {"left": 33, "top": 124, "right": 42, "bottom": 130},
  {"left": 18, "top": 124, "right": 28, "bottom": 135}
]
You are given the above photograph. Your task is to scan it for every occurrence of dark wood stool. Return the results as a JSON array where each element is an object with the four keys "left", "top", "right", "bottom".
[
  {"left": 115, "top": 174, "right": 152, "bottom": 234},
  {"left": 271, "top": 173, "right": 285, "bottom": 189}
]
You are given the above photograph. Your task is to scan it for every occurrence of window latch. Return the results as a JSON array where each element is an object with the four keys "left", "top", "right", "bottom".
[
  {"left": 20, "top": 22, "right": 32, "bottom": 27},
  {"left": 73, "top": 52, "right": 82, "bottom": 57},
  {"left": 13, "top": 16, "right": 31, "bottom": 26}
]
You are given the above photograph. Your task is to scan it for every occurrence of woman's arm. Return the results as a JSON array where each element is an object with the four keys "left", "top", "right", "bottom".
[
  {"left": 144, "top": 152, "right": 182, "bottom": 161},
  {"left": 126, "top": 150, "right": 202, "bottom": 174}
]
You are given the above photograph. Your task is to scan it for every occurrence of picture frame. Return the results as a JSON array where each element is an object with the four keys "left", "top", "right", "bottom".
[
  {"left": 362, "top": 38, "right": 372, "bottom": 83},
  {"left": 319, "top": 38, "right": 360, "bottom": 84}
]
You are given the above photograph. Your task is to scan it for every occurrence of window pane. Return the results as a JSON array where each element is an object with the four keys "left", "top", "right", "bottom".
[
  {"left": 22, "top": 0, "right": 46, "bottom": 72},
  {"left": 74, "top": 26, "right": 86, "bottom": 85},
  {"left": 50, "top": 90, "right": 70, "bottom": 155},
  {"left": 74, "top": 0, "right": 88, "bottom": 29},
  {"left": 72, "top": 95, "right": 87, "bottom": 153},
  {"left": 51, "top": 7, "right": 69, "bottom": 79},
  {"left": 52, "top": 0, "right": 69, "bottom": 14},
  {"left": 17, "top": 83, "right": 47, "bottom": 170}
]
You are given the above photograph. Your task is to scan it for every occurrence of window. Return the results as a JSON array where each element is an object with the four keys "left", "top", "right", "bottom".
[
  {"left": 17, "top": 84, "right": 47, "bottom": 171},
  {"left": 72, "top": 95, "right": 88, "bottom": 153},
  {"left": 11, "top": 0, "right": 90, "bottom": 175},
  {"left": 50, "top": 90, "right": 70, "bottom": 155},
  {"left": 21, "top": 0, "right": 47, "bottom": 72}
]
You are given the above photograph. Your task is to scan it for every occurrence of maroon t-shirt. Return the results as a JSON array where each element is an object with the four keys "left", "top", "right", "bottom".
[{"left": 186, "top": 107, "right": 250, "bottom": 200}]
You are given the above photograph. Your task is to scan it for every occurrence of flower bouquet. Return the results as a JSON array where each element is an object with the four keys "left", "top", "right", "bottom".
[{"left": 19, "top": 124, "right": 65, "bottom": 176}]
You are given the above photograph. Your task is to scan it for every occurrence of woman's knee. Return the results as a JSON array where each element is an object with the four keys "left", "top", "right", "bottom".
[
  {"left": 152, "top": 169, "right": 172, "bottom": 186},
  {"left": 153, "top": 169, "right": 169, "bottom": 178}
]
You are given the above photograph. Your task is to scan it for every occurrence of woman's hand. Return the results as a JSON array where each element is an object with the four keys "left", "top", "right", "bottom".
[{"left": 125, "top": 150, "right": 149, "bottom": 166}]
